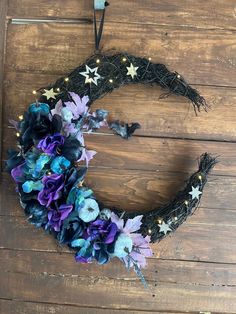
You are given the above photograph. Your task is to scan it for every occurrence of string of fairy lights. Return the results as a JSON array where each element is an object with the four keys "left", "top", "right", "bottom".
[{"left": 14, "top": 52, "right": 215, "bottom": 243}]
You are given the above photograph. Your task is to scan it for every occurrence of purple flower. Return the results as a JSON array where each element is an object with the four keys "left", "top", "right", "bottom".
[
  {"left": 37, "top": 133, "right": 65, "bottom": 155},
  {"left": 38, "top": 174, "right": 64, "bottom": 207},
  {"left": 46, "top": 204, "right": 73, "bottom": 232},
  {"left": 86, "top": 219, "right": 118, "bottom": 245},
  {"left": 11, "top": 162, "right": 26, "bottom": 183}
]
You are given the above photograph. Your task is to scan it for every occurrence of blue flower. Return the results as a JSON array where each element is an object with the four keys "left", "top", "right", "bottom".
[
  {"left": 29, "top": 102, "right": 50, "bottom": 114},
  {"left": 33, "top": 154, "right": 51, "bottom": 178},
  {"left": 61, "top": 107, "right": 73, "bottom": 122},
  {"left": 78, "top": 198, "right": 100, "bottom": 222},
  {"left": 22, "top": 180, "right": 43, "bottom": 193},
  {"left": 71, "top": 238, "right": 93, "bottom": 263},
  {"left": 50, "top": 156, "right": 71, "bottom": 174},
  {"left": 113, "top": 234, "right": 133, "bottom": 258}
]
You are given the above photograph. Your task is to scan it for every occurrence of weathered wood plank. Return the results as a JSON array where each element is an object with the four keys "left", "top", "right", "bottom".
[
  {"left": 2, "top": 166, "right": 236, "bottom": 212},
  {"left": 8, "top": 0, "right": 236, "bottom": 31},
  {"left": 1, "top": 214, "right": 236, "bottom": 263},
  {"left": 5, "top": 23, "right": 236, "bottom": 86},
  {"left": 0, "top": 269, "right": 235, "bottom": 313},
  {"left": 0, "top": 0, "right": 8, "bottom": 171},
  {"left": 3, "top": 130, "right": 236, "bottom": 176},
  {"left": 3, "top": 72, "right": 236, "bottom": 141},
  {"left": 0, "top": 299, "right": 172, "bottom": 314},
  {"left": 1, "top": 249, "right": 236, "bottom": 287}
]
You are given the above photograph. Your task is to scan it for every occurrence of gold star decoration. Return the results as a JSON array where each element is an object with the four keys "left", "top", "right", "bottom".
[
  {"left": 126, "top": 63, "right": 139, "bottom": 79},
  {"left": 42, "top": 88, "right": 58, "bottom": 100}
]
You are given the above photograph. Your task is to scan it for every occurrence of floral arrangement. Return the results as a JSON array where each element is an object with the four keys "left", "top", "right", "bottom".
[{"left": 7, "top": 92, "right": 152, "bottom": 284}]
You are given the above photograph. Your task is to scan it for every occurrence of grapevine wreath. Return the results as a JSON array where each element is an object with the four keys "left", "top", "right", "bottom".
[{"left": 6, "top": 1, "right": 217, "bottom": 285}]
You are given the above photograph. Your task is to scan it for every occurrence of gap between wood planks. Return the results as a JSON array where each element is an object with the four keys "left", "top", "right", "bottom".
[
  {"left": 7, "top": 16, "right": 236, "bottom": 33},
  {"left": 0, "top": 298, "right": 212, "bottom": 314}
]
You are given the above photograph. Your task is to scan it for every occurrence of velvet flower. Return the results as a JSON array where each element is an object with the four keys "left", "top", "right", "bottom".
[
  {"left": 37, "top": 133, "right": 65, "bottom": 155},
  {"left": 38, "top": 174, "right": 64, "bottom": 207},
  {"left": 46, "top": 204, "right": 73, "bottom": 232}
]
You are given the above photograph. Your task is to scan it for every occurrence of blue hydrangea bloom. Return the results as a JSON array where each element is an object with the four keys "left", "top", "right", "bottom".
[
  {"left": 33, "top": 154, "right": 51, "bottom": 178},
  {"left": 113, "top": 234, "right": 133, "bottom": 258},
  {"left": 78, "top": 198, "right": 100, "bottom": 222},
  {"left": 50, "top": 156, "right": 71, "bottom": 174},
  {"left": 22, "top": 180, "right": 43, "bottom": 193},
  {"left": 29, "top": 102, "right": 50, "bottom": 114}
]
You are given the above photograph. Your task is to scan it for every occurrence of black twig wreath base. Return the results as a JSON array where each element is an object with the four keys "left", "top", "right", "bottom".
[
  {"left": 39, "top": 53, "right": 208, "bottom": 115},
  {"left": 7, "top": 51, "right": 216, "bottom": 285}
]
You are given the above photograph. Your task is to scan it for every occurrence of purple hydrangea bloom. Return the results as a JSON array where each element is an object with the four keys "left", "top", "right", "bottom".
[
  {"left": 38, "top": 174, "right": 64, "bottom": 207},
  {"left": 37, "top": 133, "right": 65, "bottom": 155},
  {"left": 46, "top": 204, "right": 73, "bottom": 232}
]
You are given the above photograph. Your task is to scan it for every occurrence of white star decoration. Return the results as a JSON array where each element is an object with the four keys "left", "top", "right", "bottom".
[
  {"left": 189, "top": 185, "right": 202, "bottom": 200},
  {"left": 42, "top": 88, "right": 58, "bottom": 100},
  {"left": 158, "top": 221, "right": 171, "bottom": 235},
  {"left": 126, "top": 63, "right": 139, "bottom": 79},
  {"left": 80, "top": 65, "right": 101, "bottom": 86}
]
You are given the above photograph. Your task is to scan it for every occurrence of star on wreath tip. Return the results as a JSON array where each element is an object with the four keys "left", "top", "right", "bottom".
[
  {"left": 189, "top": 185, "right": 202, "bottom": 200},
  {"left": 158, "top": 221, "right": 171, "bottom": 235},
  {"left": 42, "top": 88, "right": 58, "bottom": 100},
  {"left": 126, "top": 63, "right": 139, "bottom": 79},
  {"left": 80, "top": 65, "right": 101, "bottom": 86}
]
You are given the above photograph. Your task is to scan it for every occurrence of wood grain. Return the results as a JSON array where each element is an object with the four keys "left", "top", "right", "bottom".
[
  {"left": 1, "top": 213, "right": 236, "bottom": 263},
  {"left": 3, "top": 72, "right": 236, "bottom": 142},
  {"left": 5, "top": 23, "right": 236, "bottom": 87},
  {"left": 1, "top": 249, "right": 236, "bottom": 286},
  {"left": 0, "top": 299, "right": 171, "bottom": 314},
  {"left": 0, "top": 269, "right": 235, "bottom": 313},
  {"left": 8, "top": 0, "right": 236, "bottom": 30},
  {"left": 2, "top": 1, "right": 236, "bottom": 313},
  {"left": 3, "top": 130, "right": 236, "bottom": 176},
  {"left": 0, "top": 0, "right": 8, "bottom": 171}
]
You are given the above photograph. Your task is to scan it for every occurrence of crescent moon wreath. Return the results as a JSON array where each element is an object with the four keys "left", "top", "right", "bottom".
[{"left": 6, "top": 1, "right": 217, "bottom": 286}]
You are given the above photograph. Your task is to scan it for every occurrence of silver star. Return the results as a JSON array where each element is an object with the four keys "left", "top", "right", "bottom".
[
  {"left": 42, "top": 88, "right": 58, "bottom": 100},
  {"left": 126, "top": 63, "right": 139, "bottom": 79},
  {"left": 189, "top": 185, "right": 202, "bottom": 200},
  {"left": 80, "top": 65, "right": 101, "bottom": 86},
  {"left": 158, "top": 221, "right": 171, "bottom": 235}
]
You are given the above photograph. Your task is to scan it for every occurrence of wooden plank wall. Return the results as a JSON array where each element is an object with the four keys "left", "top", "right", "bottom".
[{"left": 1, "top": 1, "right": 236, "bottom": 313}]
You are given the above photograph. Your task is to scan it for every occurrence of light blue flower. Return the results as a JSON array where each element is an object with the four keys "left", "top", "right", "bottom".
[
  {"left": 50, "top": 156, "right": 71, "bottom": 174},
  {"left": 22, "top": 180, "right": 43, "bottom": 193},
  {"left": 113, "top": 234, "right": 133, "bottom": 258},
  {"left": 61, "top": 107, "right": 73, "bottom": 122},
  {"left": 67, "top": 186, "right": 93, "bottom": 208},
  {"left": 78, "top": 198, "right": 100, "bottom": 222},
  {"left": 29, "top": 102, "right": 50, "bottom": 114}
]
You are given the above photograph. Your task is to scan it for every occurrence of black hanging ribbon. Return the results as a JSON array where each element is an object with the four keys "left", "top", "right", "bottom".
[{"left": 94, "top": 1, "right": 109, "bottom": 51}]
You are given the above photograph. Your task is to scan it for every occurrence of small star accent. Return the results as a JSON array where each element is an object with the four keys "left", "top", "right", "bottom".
[
  {"left": 189, "top": 185, "right": 202, "bottom": 200},
  {"left": 126, "top": 63, "right": 139, "bottom": 79},
  {"left": 42, "top": 88, "right": 58, "bottom": 100},
  {"left": 80, "top": 65, "right": 101, "bottom": 86},
  {"left": 158, "top": 221, "right": 171, "bottom": 235}
]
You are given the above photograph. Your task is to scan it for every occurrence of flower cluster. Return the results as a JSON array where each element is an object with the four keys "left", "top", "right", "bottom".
[{"left": 7, "top": 92, "right": 152, "bottom": 284}]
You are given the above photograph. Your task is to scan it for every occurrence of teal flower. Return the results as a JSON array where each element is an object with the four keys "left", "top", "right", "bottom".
[
  {"left": 22, "top": 180, "right": 43, "bottom": 193},
  {"left": 78, "top": 198, "right": 100, "bottom": 223},
  {"left": 50, "top": 156, "right": 71, "bottom": 174},
  {"left": 113, "top": 234, "right": 133, "bottom": 258},
  {"left": 29, "top": 102, "right": 50, "bottom": 114},
  {"left": 33, "top": 154, "right": 51, "bottom": 178}
]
